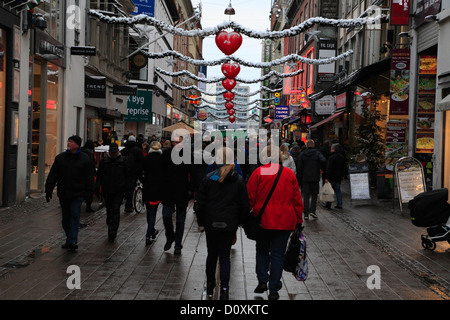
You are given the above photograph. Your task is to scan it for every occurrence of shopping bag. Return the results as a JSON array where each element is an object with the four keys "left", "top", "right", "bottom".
[
  {"left": 319, "top": 182, "right": 336, "bottom": 203},
  {"left": 295, "top": 232, "right": 308, "bottom": 281},
  {"left": 283, "top": 229, "right": 300, "bottom": 273}
]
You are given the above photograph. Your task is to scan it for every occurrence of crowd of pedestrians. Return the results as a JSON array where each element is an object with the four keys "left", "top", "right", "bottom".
[{"left": 44, "top": 132, "right": 348, "bottom": 300}]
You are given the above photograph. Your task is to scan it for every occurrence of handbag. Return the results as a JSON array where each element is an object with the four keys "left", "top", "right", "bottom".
[
  {"left": 319, "top": 181, "right": 336, "bottom": 203},
  {"left": 244, "top": 166, "right": 283, "bottom": 240}
]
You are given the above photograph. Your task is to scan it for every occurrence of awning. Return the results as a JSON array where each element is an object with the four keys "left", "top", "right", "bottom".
[
  {"left": 436, "top": 94, "right": 450, "bottom": 112},
  {"left": 309, "top": 111, "right": 345, "bottom": 130}
]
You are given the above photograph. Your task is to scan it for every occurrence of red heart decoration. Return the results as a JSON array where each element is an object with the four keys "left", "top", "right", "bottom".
[
  {"left": 229, "top": 115, "right": 236, "bottom": 123},
  {"left": 215, "top": 31, "right": 243, "bottom": 56},
  {"left": 221, "top": 62, "right": 241, "bottom": 79},
  {"left": 225, "top": 102, "right": 234, "bottom": 110},
  {"left": 223, "top": 91, "right": 235, "bottom": 102},
  {"left": 222, "top": 79, "right": 237, "bottom": 91},
  {"left": 227, "top": 109, "right": 235, "bottom": 116}
]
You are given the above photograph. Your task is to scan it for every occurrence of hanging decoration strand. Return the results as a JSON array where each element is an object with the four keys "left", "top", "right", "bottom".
[
  {"left": 155, "top": 67, "right": 304, "bottom": 84},
  {"left": 88, "top": 10, "right": 385, "bottom": 39},
  {"left": 183, "top": 95, "right": 274, "bottom": 107},
  {"left": 139, "top": 49, "right": 353, "bottom": 68}
]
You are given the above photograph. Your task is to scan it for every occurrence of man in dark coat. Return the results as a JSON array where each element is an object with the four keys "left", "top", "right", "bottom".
[
  {"left": 296, "top": 139, "right": 326, "bottom": 220},
  {"left": 120, "top": 135, "right": 143, "bottom": 212},
  {"left": 45, "top": 135, "right": 95, "bottom": 251},
  {"left": 96, "top": 143, "right": 132, "bottom": 241},
  {"left": 161, "top": 134, "right": 192, "bottom": 254},
  {"left": 325, "top": 143, "right": 346, "bottom": 210}
]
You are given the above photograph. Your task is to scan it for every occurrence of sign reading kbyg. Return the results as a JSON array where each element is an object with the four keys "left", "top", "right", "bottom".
[{"left": 125, "top": 90, "right": 152, "bottom": 122}]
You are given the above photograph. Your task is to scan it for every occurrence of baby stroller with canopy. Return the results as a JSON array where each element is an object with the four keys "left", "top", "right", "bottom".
[{"left": 408, "top": 188, "right": 450, "bottom": 250}]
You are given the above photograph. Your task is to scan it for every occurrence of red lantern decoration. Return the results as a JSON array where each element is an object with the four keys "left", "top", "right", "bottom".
[
  {"left": 223, "top": 91, "right": 235, "bottom": 102},
  {"left": 222, "top": 78, "right": 237, "bottom": 91},
  {"left": 221, "top": 62, "right": 241, "bottom": 79},
  {"left": 227, "top": 109, "right": 235, "bottom": 116},
  {"left": 215, "top": 31, "right": 243, "bottom": 56},
  {"left": 225, "top": 102, "right": 234, "bottom": 110},
  {"left": 228, "top": 115, "right": 236, "bottom": 123}
]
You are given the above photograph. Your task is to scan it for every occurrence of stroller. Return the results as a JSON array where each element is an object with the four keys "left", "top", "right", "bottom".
[{"left": 408, "top": 188, "right": 450, "bottom": 251}]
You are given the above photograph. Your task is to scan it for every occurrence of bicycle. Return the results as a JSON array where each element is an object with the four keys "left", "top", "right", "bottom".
[{"left": 133, "top": 180, "right": 144, "bottom": 213}]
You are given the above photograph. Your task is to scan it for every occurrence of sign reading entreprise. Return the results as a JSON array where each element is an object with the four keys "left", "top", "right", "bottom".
[{"left": 125, "top": 90, "right": 152, "bottom": 122}]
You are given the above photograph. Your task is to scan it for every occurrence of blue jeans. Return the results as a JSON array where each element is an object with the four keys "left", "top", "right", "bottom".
[
  {"left": 331, "top": 182, "right": 342, "bottom": 207},
  {"left": 145, "top": 203, "right": 159, "bottom": 238},
  {"left": 255, "top": 229, "right": 291, "bottom": 294},
  {"left": 60, "top": 197, "right": 84, "bottom": 244},
  {"left": 162, "top": 203, "right": 187, "bottom": 249}
]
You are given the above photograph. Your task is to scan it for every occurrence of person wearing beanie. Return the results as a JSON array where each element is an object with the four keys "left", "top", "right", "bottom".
[{"left": 45, "top": 136, "right": 95, "bottom": 251}]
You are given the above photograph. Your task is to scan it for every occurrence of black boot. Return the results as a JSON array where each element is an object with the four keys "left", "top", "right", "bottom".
[
  {"left": 220, "top": 288, "right": 229, "bottom": 300},
  {"left": 206, "top": 282, "right": 215, "bottom": 297}
]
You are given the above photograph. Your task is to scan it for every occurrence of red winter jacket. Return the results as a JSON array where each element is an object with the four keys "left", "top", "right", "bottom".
[{"left": 247, "top": 163, "right": 304, "bottom": 230}]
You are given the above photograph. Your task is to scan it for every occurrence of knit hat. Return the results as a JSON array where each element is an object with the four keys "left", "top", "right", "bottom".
[
  {"left": 68, "top": 135, "right": 82, "bottom": 147},
  {"left": 127, "top": 135, "right": 136, "bottom": 142}
]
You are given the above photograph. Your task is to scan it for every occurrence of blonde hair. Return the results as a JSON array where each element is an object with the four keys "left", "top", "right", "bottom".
[
  {"left": 215, "top": 147, "right": 235, "bottom": 183},
  {"left": 280, "top": 143, "right": 290, "bottom": 156},
  {"left": 163, "top": 140, "right": 171, "bottom": 148}
]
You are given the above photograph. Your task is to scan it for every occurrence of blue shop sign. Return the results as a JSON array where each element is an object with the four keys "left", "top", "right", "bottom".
[{"left": 131, "top": 0, "right": 155, "bottom": 17}]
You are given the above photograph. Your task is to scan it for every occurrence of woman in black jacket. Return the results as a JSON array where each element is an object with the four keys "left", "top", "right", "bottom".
[
  {"left": 140, "top": 141, "right": 164, "bottom": 245},
  {"left": 194, "top": 147, "right": 249, "bottom": 300}
]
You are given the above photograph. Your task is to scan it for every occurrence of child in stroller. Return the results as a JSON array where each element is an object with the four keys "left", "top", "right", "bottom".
[{"left": 408, "top": 188, "right": 450, "bottom": 251}]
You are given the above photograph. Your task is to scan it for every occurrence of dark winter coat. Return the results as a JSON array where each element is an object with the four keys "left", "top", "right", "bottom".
[
  {"left": 45, "top": 149, "right": 95, "bottom": 200},
  {"left": 195, "top": 165, "right": 249, "bottom": 232},
  {"left": 296, "top": 148, "right": 326, "bottom": 183},
  {"left": 162, "top": 146, "right": 191, "bottom": 207},
  {"left": 140, "top": 149, "right": 164, "bottom": 202},
  {"left": 326, "top": 151, "right": 346, "bottom": 183},
  {"left": 120, "top": 141, "right": 143, "bottom": 178},
  {"left": 95, "top": 154, "right": 132, "bottom": 195}
]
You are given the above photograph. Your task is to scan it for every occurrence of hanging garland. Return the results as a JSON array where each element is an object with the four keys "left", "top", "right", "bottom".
[
  {"left": 171, "top": 82, "right": 280, "bottom": 97},
  {"left": 183, "top": 95, "right": 274, "bottom": 108},
  {"left": 155, "top": 67, "right": 304, "bottom": 85},
  {"left": 193, "top": 103, "right": 269, "bottom": 112},
  {"left": 207, "top": 112, "right": 260, "bottom": 122},
  {"left": 88, "top": 10, "right": 385, "bottom": 40},
  {"left": 139, "top": 49, "right": 353, "bottom": 68}
]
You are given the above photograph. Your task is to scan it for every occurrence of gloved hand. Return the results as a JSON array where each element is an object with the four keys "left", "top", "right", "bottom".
[{"left": 45, "top": 191, "right": 52, "bottom": 203}]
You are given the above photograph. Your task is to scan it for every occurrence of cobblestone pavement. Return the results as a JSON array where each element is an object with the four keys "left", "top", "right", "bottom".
[{"left": 0, "top": 180, "right": 448, "bottom": 303}]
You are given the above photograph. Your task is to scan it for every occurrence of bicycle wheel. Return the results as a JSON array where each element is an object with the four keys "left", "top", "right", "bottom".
[{"left": 133, "top": 186, "right": 144, "bottom": 213}]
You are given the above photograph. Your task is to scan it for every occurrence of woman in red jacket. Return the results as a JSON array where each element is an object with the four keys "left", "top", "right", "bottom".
[{"left": 246, "top": 144, "right": 304, "bottom": 300}]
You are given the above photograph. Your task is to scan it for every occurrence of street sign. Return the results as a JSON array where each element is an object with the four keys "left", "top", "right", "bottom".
[
  {"left": 70, "top": 46, "right": 96, "bottom": 56},
  {"left": 113, "top": 85, "right": 137, "bottom": 96}
]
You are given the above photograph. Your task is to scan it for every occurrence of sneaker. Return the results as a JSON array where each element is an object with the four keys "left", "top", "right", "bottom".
[
  {"left": 206, "top": 282, "right": 216, "bottom": 296},
  {"left": 254, "top": 282, "right": 268, "bottom": 293},
  {"left": 310, "top": 212, "right": 318, "bottom": 219},
  {"left": 145, "top": 237, "right": 152, "bottom": 245},
  {"left": 268, "top": 292, "right": 280, "bottom": 300},
  {"left": 304, "top": 214, "right": 309, "bottom": 221}
]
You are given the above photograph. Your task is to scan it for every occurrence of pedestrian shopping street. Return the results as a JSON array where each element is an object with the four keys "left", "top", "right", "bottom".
[{"left": 0, "top": 181, "right": 448, "bottom": 302}]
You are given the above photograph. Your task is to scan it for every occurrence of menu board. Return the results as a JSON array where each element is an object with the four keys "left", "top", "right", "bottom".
[
  {"left": 349, "top": 173, "right": 371, "bottom": 200},
  {"left": 416, "top": 55, "right": 436, "bottom": 154},
  {"left": 389, "top": 49, "right": 410, "bottom": 116},
  {"left": 397, "top": 170, "right": 425, "bottom": 203}
]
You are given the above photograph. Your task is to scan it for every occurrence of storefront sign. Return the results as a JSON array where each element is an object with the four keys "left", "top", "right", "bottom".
[
  {"left": 85, "top": 76, "right": 106, "bottom": 99},
  {"left": 415, "top": 0, "right": 441, "bottom": 27},
  {"left": 390, "top": 0, "right": 410, "bottom": 25},
  {"left": 131, "top": 0, "right": 155, "bottom": 17},
  {"left": 318, "top": 40, "right": 336, "bottom": 82},
  {"left": 385, "top": 121, "right": 407, "bottom": 158},
  {"left": 70, "top": 46, "right": 96, "bottom": 56},
  {"left": 335, "top": 92, "right": 346, "bottom": 111},
  {"left": 349, "top": 173, "right": 371, "bottom": 200},
  {"left": 315, "top": 95, "right": 335, "bottom": 115},
  {"left": 125, "top": 90, "right": 152, "bottom": 122},
  {"left": 389, "top": 49, "right": 410, "bottom": 116},
  {"left": 113, "top": 85, "right": 137, "bottom": 96},
  {"left": 275, "top": 105, "right": 289, "bottom": 119}
]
